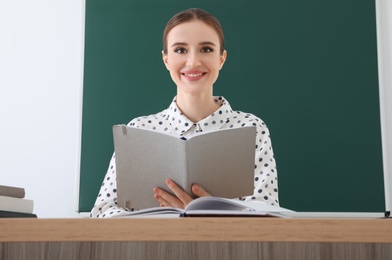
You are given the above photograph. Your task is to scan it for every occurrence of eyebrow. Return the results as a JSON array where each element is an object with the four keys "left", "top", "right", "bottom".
[{"left": 170, "top": 41, "right": 217, "bottom": 47}]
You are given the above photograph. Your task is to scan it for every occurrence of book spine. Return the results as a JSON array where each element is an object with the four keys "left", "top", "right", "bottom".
[
  {"left": 0, "top": 196, "right": 34, "bottom": 213},
  {"left": 182, "top": 142, "right": 190, "bottom": 194},
  {"left": 0, "top": 210, "right": 37, "bottom": 218},
  {"left": 0, "top": 185, "right": 25, "bottom": 198}
]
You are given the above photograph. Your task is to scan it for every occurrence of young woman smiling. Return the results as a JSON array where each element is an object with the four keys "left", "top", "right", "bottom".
[{"left": 91, "top": 8, "right": 279, "bottom": 218}]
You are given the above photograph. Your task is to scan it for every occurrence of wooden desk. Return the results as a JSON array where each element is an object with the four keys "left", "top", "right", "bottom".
[{"left": 1, "top": 218, "right": 392, "bottom": 259}]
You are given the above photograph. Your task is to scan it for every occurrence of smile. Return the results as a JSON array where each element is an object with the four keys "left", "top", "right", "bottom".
[
  {"left": 181, "top": 72, "right": 207, "bottom": 81},
  {"left": 182, "top": 72, "right": 207, "bottom": 77},
  {"left": 185, "top": 73, "right": 203, "bottom": 77}
]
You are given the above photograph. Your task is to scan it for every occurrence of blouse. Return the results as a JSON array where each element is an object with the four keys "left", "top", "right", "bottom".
[{"left": 91, "top": 96, "right": 279, "bottom": 218}]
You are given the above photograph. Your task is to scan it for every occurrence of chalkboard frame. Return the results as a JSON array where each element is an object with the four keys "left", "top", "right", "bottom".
[{"left": 80, "top": 0, "right": 385, "bottom": 213}]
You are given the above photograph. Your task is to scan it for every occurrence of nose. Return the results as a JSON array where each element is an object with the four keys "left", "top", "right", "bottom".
[{"left": 186, "top": 52, "right": 201, "bottom": 68}]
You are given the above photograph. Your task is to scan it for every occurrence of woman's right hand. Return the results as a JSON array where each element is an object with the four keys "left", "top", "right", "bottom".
[{"left": 153, "top": 179, "right": 211, "bottom": 209}]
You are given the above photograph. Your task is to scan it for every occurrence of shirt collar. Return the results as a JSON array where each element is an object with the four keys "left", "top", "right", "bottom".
[
  {"left": 166, "top": 96, "right": 234, "bottom": 136},
  {"left": 166, "top": 98, "right": 194, "bottom": 135}
]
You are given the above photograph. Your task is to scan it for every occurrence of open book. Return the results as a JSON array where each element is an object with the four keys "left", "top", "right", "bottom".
[
  {"left": 113, "top": 125, "right": 256, "bottom": 210},
  {"left": 112, "top": 196, "right": 292, "bottom": 218}
]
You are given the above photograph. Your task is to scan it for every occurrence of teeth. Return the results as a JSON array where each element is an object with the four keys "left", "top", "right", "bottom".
[{"left": 185, "top": 73, "right": 202, "bottom": 77}]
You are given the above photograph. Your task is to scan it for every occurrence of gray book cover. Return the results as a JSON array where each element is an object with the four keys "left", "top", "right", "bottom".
[{"left": 113, "top": 125, "right": 256, "bottom": 210}]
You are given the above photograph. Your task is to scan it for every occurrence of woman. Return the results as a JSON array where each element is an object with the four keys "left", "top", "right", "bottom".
[{"left": 91, "top": 8, "right": 279, "bottom": 218}]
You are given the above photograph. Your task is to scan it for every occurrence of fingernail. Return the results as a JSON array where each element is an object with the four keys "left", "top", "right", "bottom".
[{"left": 193, "top": 184, "right": 199, "bottom": 191}]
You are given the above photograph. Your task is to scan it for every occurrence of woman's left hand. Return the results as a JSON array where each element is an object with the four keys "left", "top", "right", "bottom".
[{"left": 153, "top": 179, "right": 210, "bottom": 208}]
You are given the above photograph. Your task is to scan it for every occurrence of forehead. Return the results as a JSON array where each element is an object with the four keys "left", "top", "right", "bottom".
[{"left": 167, "top": 20, "right": 220, "bottom": 45}]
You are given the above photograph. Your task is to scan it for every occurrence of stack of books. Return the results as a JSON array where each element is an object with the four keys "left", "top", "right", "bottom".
[{"left": 0, "top": 185, "right": 36, "bottom": 218}]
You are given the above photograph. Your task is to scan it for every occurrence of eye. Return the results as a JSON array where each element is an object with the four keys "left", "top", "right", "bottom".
[
  {"left": 201, "top": 47, "right": 214, "bottom": 53},
  {"left": 174, "top": 47, "right": 187, "bottom": 54}
]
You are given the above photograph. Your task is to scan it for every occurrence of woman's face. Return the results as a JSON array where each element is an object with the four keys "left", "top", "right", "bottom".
[{"left": 162, "top": 20, "right": 227, "bottom": 96}]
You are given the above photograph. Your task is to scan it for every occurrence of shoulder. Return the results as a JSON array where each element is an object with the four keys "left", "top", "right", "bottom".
[
  {"left": 232, "top": 110, "right": 268, "bottom": 128},
  {"left": 230, "top": 110, "right": 272, "bottom": 140},
  {"left": 220, "top": 97, "right": 268, "bottom": 129},
  {"left": 127, "top": 108, "right": 169, "bottom": 127}
]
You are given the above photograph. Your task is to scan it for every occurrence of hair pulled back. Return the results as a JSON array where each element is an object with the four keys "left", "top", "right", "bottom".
[{"left": 162, "top": 8, "right": 225, "bottom": 55}]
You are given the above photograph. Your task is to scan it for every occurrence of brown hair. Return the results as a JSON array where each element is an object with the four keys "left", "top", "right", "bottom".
[{"left": 162, "top": 8, "right": 225, "bottom": 55}]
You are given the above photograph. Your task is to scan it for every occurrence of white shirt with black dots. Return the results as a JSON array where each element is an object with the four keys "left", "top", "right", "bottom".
[{"left": 91, "top": 96, "right": 279, "bottom": 218}]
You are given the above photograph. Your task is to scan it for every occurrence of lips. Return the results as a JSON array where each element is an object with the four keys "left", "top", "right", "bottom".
[{"left": 181, "top": 70, "right": 207, "bottom": 81}]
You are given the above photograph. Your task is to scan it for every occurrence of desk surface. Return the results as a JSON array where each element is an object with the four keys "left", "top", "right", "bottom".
[{"left": 0, "top": 217, "right": 391, "bottom": 243}]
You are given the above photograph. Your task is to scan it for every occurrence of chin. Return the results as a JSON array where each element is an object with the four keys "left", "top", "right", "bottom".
[{"left": 177, "top": 85, "right": 212, "bottom": 96}]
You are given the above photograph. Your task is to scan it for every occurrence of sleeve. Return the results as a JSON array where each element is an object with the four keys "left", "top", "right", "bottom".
[
  {"left": 90, "top": 153, "right": 129, "bottom": 218},
  {"left": 243, "top": 120, "right": 279, "bottom": 206}
]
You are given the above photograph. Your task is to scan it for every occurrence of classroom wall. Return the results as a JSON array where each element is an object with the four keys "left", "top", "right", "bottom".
[
  {"left": 0, "top": 0, "right": 391, "bottom": 218},
  {"left": 0, "top": 0, "right": 85, "bottom": 218}
]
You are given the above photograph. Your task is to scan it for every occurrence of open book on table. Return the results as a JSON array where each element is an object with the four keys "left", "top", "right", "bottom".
[{"left": 112, "top": 196, "right": 293, "bottom": 218}]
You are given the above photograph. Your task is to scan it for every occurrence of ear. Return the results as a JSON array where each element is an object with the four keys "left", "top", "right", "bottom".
[
  {"left": 162, "top": 50, "right": 170, "bottom": 70},
  {"left": 219, "top": 50, "right": 227, "bottom": 70}
]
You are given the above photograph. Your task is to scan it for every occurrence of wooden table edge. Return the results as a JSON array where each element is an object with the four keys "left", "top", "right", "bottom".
[{"left": 0, "top": 217, "right": 391, "bottom": 243}]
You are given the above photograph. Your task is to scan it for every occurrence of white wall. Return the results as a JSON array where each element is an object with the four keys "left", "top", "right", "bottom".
[
  {"left": 0, "top": 0, "right": 85, "bottom": 218},
  {"left": 0, "top": 0, "right": 391, "bottom": 218},
  {"left": 377, "top": 0, "right": 392, "bottom": 213}
]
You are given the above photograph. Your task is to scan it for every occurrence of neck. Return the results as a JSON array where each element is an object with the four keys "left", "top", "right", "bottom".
[{"left": 176, "top": 91, "right": 218, "bottom": 123}]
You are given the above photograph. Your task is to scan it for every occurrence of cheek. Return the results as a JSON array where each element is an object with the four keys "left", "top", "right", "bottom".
[
  {"left": 166, "top": 55, "right": 185, "bottom": 71},
  {"left": 205, "top": 56, "right": 224, "bottom": 71},
  {"left": 167, "top": 60, "right": 183, "bottom": 82},
  {"left": 208, "top": 62, "right": 223, "bottom": 72}
]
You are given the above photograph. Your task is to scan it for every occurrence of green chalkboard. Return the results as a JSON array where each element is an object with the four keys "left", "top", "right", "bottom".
[{"left": 80, "top": 0, "right": 384, "bottom": 213}]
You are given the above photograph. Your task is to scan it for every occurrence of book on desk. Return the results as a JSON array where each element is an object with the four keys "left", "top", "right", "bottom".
[
  {"left": 112, "top": 125, "right": 293, "bottom": 218},
  {"left": 113, "top": 196, "right": 293, "bottom": 218},
  {"left": 0, "top": 185, "right": 37, "bottom": 218}
]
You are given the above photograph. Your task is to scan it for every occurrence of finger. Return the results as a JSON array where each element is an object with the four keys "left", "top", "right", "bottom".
[
  {"left": 191, "top": 184, "right": 211, "bottom": 197},
  {"left": 153, "top": 192, "right": 171, "bottom": 207},
  {"left": 153, "top": 187, "right": 184, "bottom": 208},
  {"left": 165, "top": 179, "right": 193, "bottom": 206}
]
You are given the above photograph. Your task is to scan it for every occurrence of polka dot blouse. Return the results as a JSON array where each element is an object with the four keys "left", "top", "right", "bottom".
[{"left": 91, "top": 96, "right": 279, "bottom": 218}]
